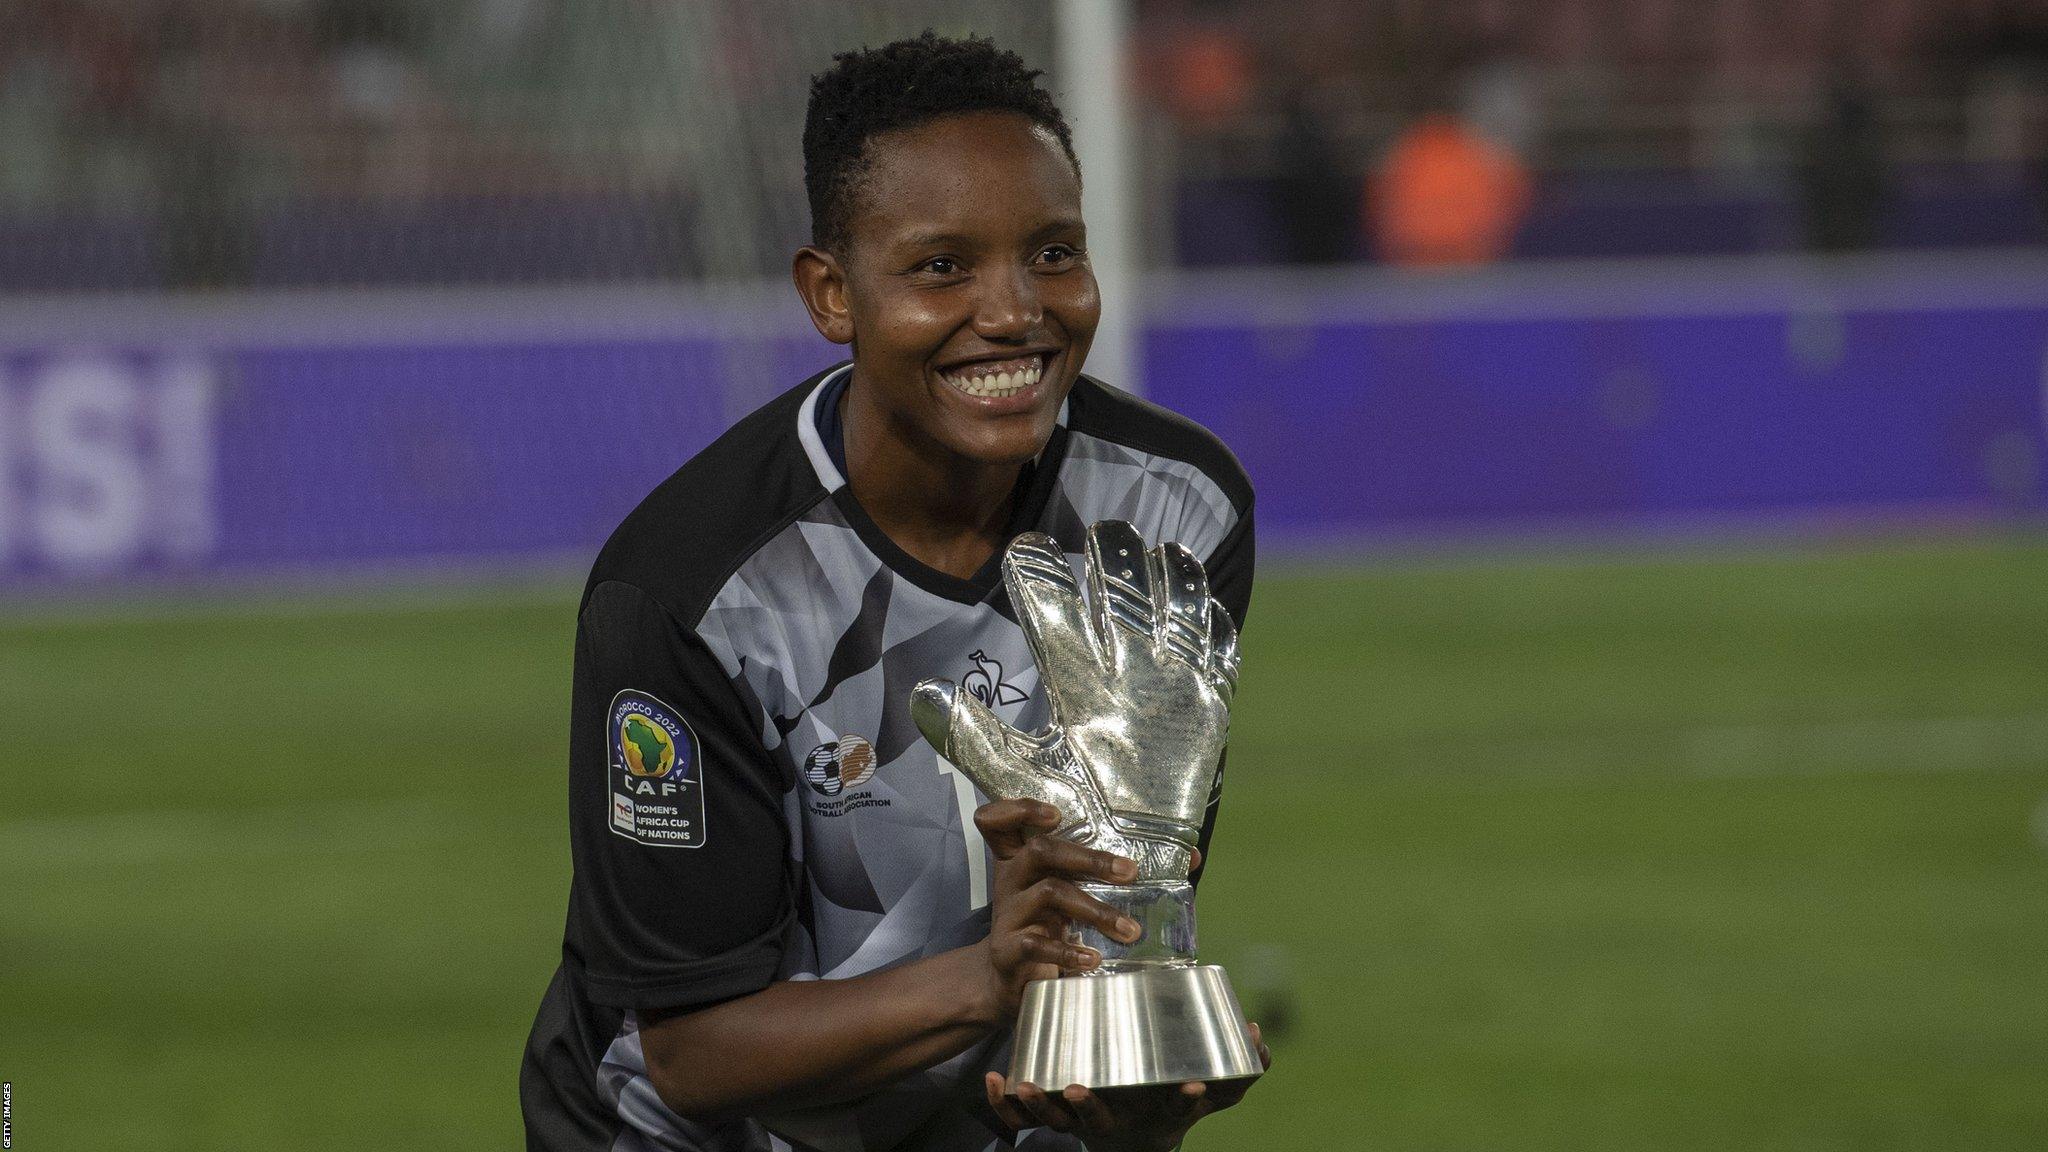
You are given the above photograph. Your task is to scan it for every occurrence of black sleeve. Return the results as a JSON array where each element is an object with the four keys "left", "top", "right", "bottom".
[
  {"left": 1190, "top": 504, "right": 1254, "bottom": 891},
  {"left": 1204, "top": 505, "right": 1255, "bottom": 632},
  {"left": 563, "top": 579, "right": 794, "bottom": 1012}
]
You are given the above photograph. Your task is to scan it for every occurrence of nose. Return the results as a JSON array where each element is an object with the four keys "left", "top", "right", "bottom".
[{"left": 972, "top": 265, "right": 1042, "bottom": 341}]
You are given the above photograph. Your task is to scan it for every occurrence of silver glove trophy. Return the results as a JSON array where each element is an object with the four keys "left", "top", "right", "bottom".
[{"left": 912, "top": 521, "right": 1264, "bottom": 1092}]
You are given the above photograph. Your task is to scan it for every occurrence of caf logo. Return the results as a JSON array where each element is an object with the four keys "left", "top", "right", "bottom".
[
  {"left": 803, "top": 734, "right": 877, "bottom": 797},
  {"left": 619, "top": 712, "right": 677, "bottom": 778}
]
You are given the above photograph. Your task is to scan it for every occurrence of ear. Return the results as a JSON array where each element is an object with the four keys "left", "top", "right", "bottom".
[{"left": 792, "top": 245, "right": 855, "bottom": 346}]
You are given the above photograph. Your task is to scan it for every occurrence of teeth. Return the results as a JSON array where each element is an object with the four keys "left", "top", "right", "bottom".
[{"left": 943, "top": 356, "right": 1044, "bottom": 398}]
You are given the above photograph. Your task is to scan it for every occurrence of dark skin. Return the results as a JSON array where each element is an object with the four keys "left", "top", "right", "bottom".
[
  {"left": 794, "top": 110, "right": 1095, "bottom": 580},
  {"left": 640, "top": 111, "right": 1268, "bottom": 1149}
]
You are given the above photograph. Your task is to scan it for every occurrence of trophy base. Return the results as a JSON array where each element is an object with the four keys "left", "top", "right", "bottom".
[{"left": 1008, "top": 964, "right": 1265, "bottom": 1092}]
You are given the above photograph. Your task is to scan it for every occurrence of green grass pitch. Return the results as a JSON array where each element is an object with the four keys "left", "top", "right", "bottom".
[{"left": 2, "top": 535, "right": 2044, "bottom": 1150}]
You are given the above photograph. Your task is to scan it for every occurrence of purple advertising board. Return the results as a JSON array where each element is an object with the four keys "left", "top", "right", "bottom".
[
  {"left": 1148, "top": 257, "right": 2048, "bottom": 541},
  {"left": 1, "top": 256, "right": 2043, "bottom": 589}
]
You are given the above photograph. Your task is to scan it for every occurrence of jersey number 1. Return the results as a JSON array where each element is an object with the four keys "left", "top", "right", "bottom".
[{"left": 935, "top": 757, "right": 991, "bottom": 910}]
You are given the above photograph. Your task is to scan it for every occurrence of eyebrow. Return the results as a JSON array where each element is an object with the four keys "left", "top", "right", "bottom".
[
  {"left": 895, "top": 230, "right": 974, "bottom": 251},
  {"left": 1025, "top": 215, "right": 1087, "bottom": 244},
  {"left": 892, "top": 215, "right": 1086, "bottom": 251}
]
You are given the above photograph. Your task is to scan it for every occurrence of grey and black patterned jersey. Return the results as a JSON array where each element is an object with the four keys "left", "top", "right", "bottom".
[{"left": 522, "top": 364, "right": 1255, "bottom": 1152}]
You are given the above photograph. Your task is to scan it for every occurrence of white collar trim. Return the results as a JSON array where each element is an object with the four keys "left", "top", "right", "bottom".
[{"left": 795, "top": 364, "right": 852, "bottom": 492}]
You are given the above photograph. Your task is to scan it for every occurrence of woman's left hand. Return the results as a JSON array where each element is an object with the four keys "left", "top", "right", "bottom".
[{"left": 984, "top": 1021, "right": 1272, "bottom": 1151}]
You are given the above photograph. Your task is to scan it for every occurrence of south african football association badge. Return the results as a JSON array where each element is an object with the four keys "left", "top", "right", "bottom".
[
  {"left": 608, "top": 689, "right": 706, "bottom": 848},
  {"left": 801, "top": 733, "right": 891, "bottom": 817}
]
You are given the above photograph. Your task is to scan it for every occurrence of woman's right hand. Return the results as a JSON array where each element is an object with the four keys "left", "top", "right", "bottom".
[{"left": 973, "top": 798, "right": 1143, "bottom": 1021}]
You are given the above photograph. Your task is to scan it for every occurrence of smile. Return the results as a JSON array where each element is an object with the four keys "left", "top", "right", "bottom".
[{"left": 938, "top": 354, "right": 1046, "bottom": 399}]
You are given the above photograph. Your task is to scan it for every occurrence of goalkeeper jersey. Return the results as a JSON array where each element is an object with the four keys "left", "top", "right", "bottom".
[{"left": 521, "top": 363, "right": 1254, "bottom": 1152}]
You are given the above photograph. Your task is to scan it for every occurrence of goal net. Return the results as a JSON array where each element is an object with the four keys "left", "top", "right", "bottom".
[{"left": 0, "top": 0, "right": 1060, "bottom": 293}]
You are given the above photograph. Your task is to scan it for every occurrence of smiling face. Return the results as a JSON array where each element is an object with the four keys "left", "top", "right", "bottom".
[{"left": 798, "top": 110, "right": 1099, "bottom": 467}]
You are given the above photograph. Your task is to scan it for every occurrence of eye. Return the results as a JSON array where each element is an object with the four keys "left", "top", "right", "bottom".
[
  {"left": 917, "top": 256, "right": 962, "bottom": 276},
  {"left": 1034, "top": 244, "right": 1082, "bottom": 267}
]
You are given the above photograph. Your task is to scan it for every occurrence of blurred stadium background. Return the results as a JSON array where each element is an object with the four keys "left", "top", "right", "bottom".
[{"left": 2, "top": 1, "right": 2046, "bottom": 1149}]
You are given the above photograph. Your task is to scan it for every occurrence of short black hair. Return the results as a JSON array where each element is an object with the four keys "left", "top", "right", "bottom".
[{"left": 803, "top": 31, "right": 1078, "bottom": 253}]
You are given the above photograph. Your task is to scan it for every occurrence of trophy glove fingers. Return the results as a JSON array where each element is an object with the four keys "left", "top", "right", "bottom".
[
  {"left": 1205, "top": 596, "right": 1241, "bottom": 700},
  {"left": 1085, "top": 521, "right": 1162, "bottom": 666},
  {"left": 914, "top": 677, "right": 1102, "bottom": 833},
  {"left": 1149, "top": 541, "right": 1215, "bottom": 671},
  {"left": 1003, "top": 531, "right": 1107, "bottom": 679},
  {"left": 911, "top": 678, "right": 1036, "bottom": 788}
]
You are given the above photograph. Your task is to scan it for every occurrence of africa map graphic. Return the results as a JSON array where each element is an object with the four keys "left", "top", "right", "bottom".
[{"left": 620, "top": 713, "right": 676, "bottom": 777}]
